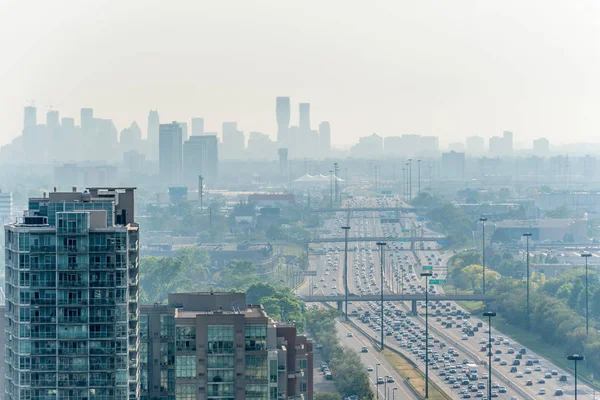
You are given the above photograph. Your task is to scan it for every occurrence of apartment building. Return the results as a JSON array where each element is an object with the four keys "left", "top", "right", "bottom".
[
  {"left": 140, "top": 292, "right": 312, "bottom": 400},
  {"left": 4, "top": 187, "right": 140, "bottom": 400}
]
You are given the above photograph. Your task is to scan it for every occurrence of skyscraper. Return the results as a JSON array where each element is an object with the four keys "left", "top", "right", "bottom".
[
  {"left": 179, "top": 122, "right": 189, "bottom": 142},
  {"left": 81, "top": 108, "right": 95, "bottom": 133},
  {"left": 191, "top": 118, "right": 205, "bottom": 136},
  {"left": 319, "top": 122, "right": 331, "bottom": 159},
  {"left": 46, "top": 110, "right": 60, "bottom": 132},
  {"left": 276, "top": 97, "right": 290, "bottom": 146},
  {"left": 159, "top": 122, "right": 183, "bottom": 185},
  {"left": 299, "top": 103, "right": 311, "bottom": 132},
  {"left": 24, "top": 106, "right": 37, "bottom": 130},
  {"left": 466, "top": 136, "right": 485, "bottom": 154},
  {"left": 4, "top": 187, "right": 140, "bottom": 400},
  {"left": 221, "top": 122, "right": 245, "bottom": 159},
  {"left": 147, "top": 110, "right": 160, "bottom": 159},
  {"left": 533, "top": 138, "right": 550, "bottom": 155},
  {"left": 183, "top": 135, "right": 219, "bottom": 186}
]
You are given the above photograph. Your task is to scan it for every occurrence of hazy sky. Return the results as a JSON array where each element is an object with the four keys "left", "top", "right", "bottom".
[{"left": 1, "top": 0, "right": 599, "bottom": 148}]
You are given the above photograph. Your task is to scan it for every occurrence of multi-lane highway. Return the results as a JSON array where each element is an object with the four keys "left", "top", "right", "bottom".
[{"left": 299, "top": 196, "right": 596, "bottom": 399}]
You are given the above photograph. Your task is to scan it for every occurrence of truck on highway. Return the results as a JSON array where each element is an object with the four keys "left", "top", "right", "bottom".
[{"left": 466, "top": 363, "right": 479, "bottom": 380}]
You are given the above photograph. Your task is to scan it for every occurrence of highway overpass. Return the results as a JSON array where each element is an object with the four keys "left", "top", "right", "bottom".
[
  {"left": 306, "top": 206, "right": 425, "bottom": 213},
  {"left": 308, "top": 236, "right": 446, "bottom": 244}
]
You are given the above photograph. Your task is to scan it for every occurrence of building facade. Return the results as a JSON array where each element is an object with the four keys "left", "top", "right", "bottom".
[
  {"left": 4, "top": 187, "right": 140, "bottom": 400},
  {"left": 159, "top": 122, "right": 184, "bottom": 186},
  {"left": 140, "top": 292, "right": 312, "bottom": 400},
  {"left": 183, "top": 135, "right": 219, "bottom": 187}
]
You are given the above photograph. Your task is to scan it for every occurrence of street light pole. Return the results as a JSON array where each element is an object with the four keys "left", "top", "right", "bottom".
[
  {"left": 483, "top": 311, "right": 497, "bottom": 400},
  {"left": 421, "top": 271, "right": 433, "bottom": 399},
  {"left": 523, "top": 233, "right": 532, "bottom": 331},
  {"left": 417, "top": 159, "right": 421, "bottom": 197},
  {"left": 567, "top": 355, "right": 584, "bottom": 400},
  {"left": 582, "top": 253, "right": 592, "bottom": 335},
  {"left": 408, "top": 159, "right": 413, "bottom": 200},
  {"left": 480, "top": 217, "right": 488, "bottom": 294},
  {"left": 393, "top": 387, "right": 397, "bottom": 400},
  {"left": 376, "top": 363, "right": 381, "bottom": 400},
  {"left": 342, "top": 226, "right": 351, "bottom": 321},
  {"left": 377, "top": 241, "right": 387, "bottom": 350}
]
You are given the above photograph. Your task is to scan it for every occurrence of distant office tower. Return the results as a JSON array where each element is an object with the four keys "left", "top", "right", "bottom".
[
  {"left": 159, "top": 122, "right": 183, "bottom": 185},
  {"left": 147, "top": 110, "right": 160, "bottom": 158},
  {"left": 24, "top": 106, "right": 37, "bottom": 129},
  {"left": 533, "top": 137, "right": 550, "bottom": 155},
  {"left": 419, "top": 136, "right": 439, "bottom": 155},
  {"left": 120, "top": 122, "right": 142, "bottom": 153},
  {"left": 179, "top": 122, "right": 189, "bottom": 142},
  {"left": 278, "top": 148, "right": 289, "bottom": 175},
  {"left": 351, "top": 133, "right": 384, "bottom": 158},
  {"left": 276, "top": 97, "right": 291, "bottom": 146},
  {"left": 183, "top": 135, "right": 219, "bottom": 186},
  {"left": 319, "top": 122, "right": 331, "bottom": 158},
  {"left": 221, "top": 122, "right": 245, "bottom": 159},
  {"left": 0, "top": 190, "right": 13, "bottom": 223},
  {"left": 61, "top": 117, "right": 75, "bottom": 129},
  {"left": 247, "top": 132, "right": 275, "bottom": 159},
  {"left": 46, "top": 110, "right": 60, "bottom": 132},
  {"left": 95, "top": 118, "right": 119, "bottom": 161},
  {"left": 466, "top": 136, "right": 485, "bottom": 154},
  {"left": 81, "top": 108, "right": 95, "bottom": 132},
  {"left": 191, "top": 117, "right": 205, "bottom": 136},
  {"left": 441, "top": 151, "right": 466, "bottom": 179},
  {"left": 383, "top": 136, "right": 402, "bottom": 156},
  {"left": 503, "top": 131, "right": 514, "bottom": 154},
  {"left": 4, "top": 187, "right": 140, "bottom": 400},
  {"left": 299, "top": 103, "right": 311, "bottom": 132},
  {"left": 139, "top": 292, "right": 313, "bottom": 400}
]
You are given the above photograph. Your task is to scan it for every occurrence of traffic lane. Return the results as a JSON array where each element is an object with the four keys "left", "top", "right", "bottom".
[{"left": 335, "top": 320, "right": 419, "bottom": 400}]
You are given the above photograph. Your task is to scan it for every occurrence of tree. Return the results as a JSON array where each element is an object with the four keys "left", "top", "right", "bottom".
[{"left": 315, "top": 394, "right": 342, "bottom": 400}]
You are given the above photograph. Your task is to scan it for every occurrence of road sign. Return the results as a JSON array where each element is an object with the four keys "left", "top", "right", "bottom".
[
  {"left": 422, "top": 265, "right": 433, "bottom": 270},
  {"left": 402, "top": 229, "right": 410, "bottom": 233},
  {"left": 303, "top": 270, "right": 317, "bottom": 276},
  {"left": 429, "top": 279, "right": 446, "bottom": 285},
  {"left": 396, "top": 238, "right": 408, "bottom": 242},
  {"left": 417, "top": 217, "right": 425, "bottom": 221},
  {"left": 437, "top": 239, "right": 449, "bottom": 245}
]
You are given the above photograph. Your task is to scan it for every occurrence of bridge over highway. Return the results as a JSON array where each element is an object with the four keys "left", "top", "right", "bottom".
[
  {"left": 306, "top": 206, "right": 426, "bottom": 213},
  {"left": 308, "top": 236, "right": 446, "bottom": 244},
  {"left": 301, "top": 293, "right": 490, "bottom": 314}
]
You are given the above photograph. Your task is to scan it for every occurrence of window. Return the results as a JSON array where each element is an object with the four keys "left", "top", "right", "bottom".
[
  {"left": 269, "top": 360, "right": 278, "bottom": 383},
  {"left": 299, "top": 359, "right": 307, "bottom": 369},
  {"left": 245, "top": 355, "right": 267, "bottom": 380},
  {"left": 244, "top": 325, "right": 267, "bottom": 351},
  {"left": 176, "top": 326, "right": 196, "bottom": 351},
  {"left": 300, "top": 382, "right": 307, "bottom": 392},
  {"left": 139, "top": 343, "right": 148, "bottom": 366},
  {"left": 207, "top": 325, "right": 234, "bottom": 354},
  {"left": 207, "top": 369, "right": 233, "bottom": 383},
  {"left": 176, "top": 356, "right": 196, "bottom": 379},
  {"left": 176, "top": 384, "right": 196, "bottom": 400},
  {"left": 160, "top": 315, "right": 175, "bottom": 338},
  {"left": 207, "top": 355, "right": 234, "bottom": 369},
  {"left": 160, "top": 343, "right": 175, "bottom": 366},
  {"left": 160, "top": 369, "right": 175, "bottom": 392},
  {"left": 245, "top": 384, "right": 268, "bottom": 400}
]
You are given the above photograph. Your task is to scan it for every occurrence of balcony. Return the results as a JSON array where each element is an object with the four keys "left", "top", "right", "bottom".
[
  {"left": 30, "top": 281, "right": 57, "bottom": 288},
  {"left": 89, "top": 263, "right": 116, "bottom": 270},
  {"left": 89, "top": 315, "right": 116, "bottom": 323},
  {"left": 58, "top": 280, "right": 87, "bottom": 288},
  {"left": 30, "top": 316, "right": 56, "bottom": 323},
  {"left": 89, "top": 245, "right": 116, "bottom": 253},
  {"left": 58, "top": 245, "right": 88, "bottom": 253},
  {"left": 89, "top": 298, "right": 115, "bottom": 306},
  {"left": 29, "top": 245, "right": 57, "bottom": 253},
  {"left": 58, "top": 299, "right": 87, "bottom": 306},
  {"left": 31, "top": 298, "right": 56, "bottom": 306}
]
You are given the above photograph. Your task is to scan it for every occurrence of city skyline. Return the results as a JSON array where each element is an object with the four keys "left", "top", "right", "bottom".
[{"left": 2, "top": 1, "right": 600, "bottom": 148}]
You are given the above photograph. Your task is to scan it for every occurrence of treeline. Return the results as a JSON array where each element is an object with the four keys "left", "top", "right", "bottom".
[
  {"left": 449, "top": 251, "right": 600, "bottom": 374},
  {"left": 305, "top": 308, "right": 374, "bottom": 400},
  {"left": 426, "top": 203, "right": 473, "bottom": 245}
]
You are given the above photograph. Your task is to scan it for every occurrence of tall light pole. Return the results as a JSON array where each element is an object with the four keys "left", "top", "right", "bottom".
[
  {"left": 479, "top": 217, "right": 488, "bottom": 294},
  {"left": 421, "top": 271, "right": 433, "bottom": 398},
  {"left": 523, "top": 233, "right": 532, "bottom": 331},
  {"left": 417, "top": 159, "right": 421, "bottom": 197},
  {"left": 582, "top": 253, "right": 592, "bottom": 335},
  {"left": 377, "top": 241, "right": 387, "bottom": 350},
  {"left": 402, "top": 168, "right": 406, "bottom": 200},
  {"left": 567, "top": 355, "right": 584, "bottom": 400},
  {"left": 483, "top": 311, "right": 497, "bottom": 400},
  {"left": 342, "top": 226, "right": 351, "bottom": 321},
  {"left": 376, "top": 363, "right": 381, "bottom": 400},
  {"left": 393, "top": 387, "right": 397, "bottom": 400},
  {"left": 329, "top": 170, "right": 333, "bottom": 209},
  {"left": 408, "top": 159, "right": 413, "bottom": 200}
]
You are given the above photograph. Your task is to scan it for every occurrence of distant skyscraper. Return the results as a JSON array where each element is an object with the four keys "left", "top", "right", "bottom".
[
  {"left": 533, "top": 137, "right": 550, "bottom": 155},
  {"left": 24, "top": 106, "right": 37, "bottom": 129},
  {"left": 46, "top": 110, "right": 60, "bottom": 131},
  {"left": 319, "top": 122, "right": 331, "bottom": 158},
  {"left": 159, "top": 122, "right": 183, "bottom": 185},
  {"left": 222, "top": 122, "right": 245, "bottom": 159},
  {"left": 441, "top": 151, "right": 466, "bottom": 179},
  {"left": 299, "top": 103, "right": 311, "bottom": 132},
  {"left": 488, "top": 136, "right": 504, "bottom": 157},
  {"left": 278, "top": 148, "right": 289, "bottom": 175},
  {"left": 183, "top": 134, "right": 219, "bottom": 186},
  {"left": 466, "top": 136, "right": 485, "bottom": 154},
  {"left": 147, "top": 110, "right": 160, "bottom": 158},
  {"left": 191, "top": 117, "right": 204, "bottom": 136},
  {"left": 61, "top": 117, "right": 75, "bottom": 129},
  {"left": 503, "top": 131, "right": 514, "bottom": 154},
  {"left": 276, "top": 97, "right": 291, "bottom": 146},
  {"left": 80, "top": 108, "right": 94, "bottom": 132},
  {"left": 179, "top": 122, "right": 189, "bottom": 142},
  {"left": 247, "top": 132, "right": 275, "bottom": 159}
]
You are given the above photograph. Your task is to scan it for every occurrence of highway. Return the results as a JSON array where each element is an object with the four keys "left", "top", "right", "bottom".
[{"left": 298, "top": 195, "right": 596, "bottom": 399}]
